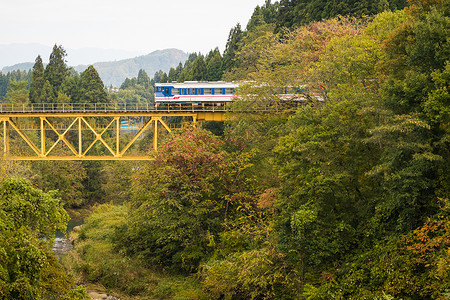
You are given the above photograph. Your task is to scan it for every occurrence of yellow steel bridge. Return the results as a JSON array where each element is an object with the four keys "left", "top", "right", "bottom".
[{"left": 0, "top": 103, "right": 227, "bottom": 161}]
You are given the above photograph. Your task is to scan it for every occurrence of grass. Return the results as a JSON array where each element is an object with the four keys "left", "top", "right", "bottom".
[{"left": 62, "top": 203, "right": 211, "bottom": 299}]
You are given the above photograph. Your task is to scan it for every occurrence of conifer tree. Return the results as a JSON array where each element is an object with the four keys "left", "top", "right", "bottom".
[
  {"left": 29, "top": 55, "right": 45, "bottom": 103},
  {"left": 60, "top": 75, "right": 80, "bottom": 103},
  {"left": 5, "top": 80, "right": 29, "bottom": 104},
  {"left": 223, "top": 24, "right": 244, "bottom": 73},
  {"left": 247, "top": 5, "right": 266, "bottom": 31},
  {"left": 120, "top": 78, "right": 133, "bottom": 90},
  {"left": 79, "top": 65, "right": 108, "bottom": 103},
  {"left": 175, "top": 62, "right": 183, "bottom": 78},
  {"left": 168, "top": 67, "right": 177, "bottom": 82},
  {"left": 41, "top": 80, "right": 55, "bottom": 103},
  {"left": 191, "top": 55, "right": 207, "bottom": 81},
  {"left": 261, "top": 0, "right": 279, "bottom": 24},
  {"left": 206, "top": 48, "right": 224, "bottom": 81},
  {"left": 137, "top": 69, "right": 151, "bottom": 88},
  {"left": 44, "top": 45, "right": 68, "bottom": 98}
]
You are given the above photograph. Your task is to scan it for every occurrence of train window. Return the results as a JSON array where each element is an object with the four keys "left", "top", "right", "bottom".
[
  {"left": 225, "top": 88, "right": 233, "bottom": 94},
  {"left": 172, "top": 89, "right": 179, "bottom": 95},
  {"left": 164, "top": 88, "right": 169, "bottom": 94},
  {"left": 204, "top": 88, "right": 212, "bottom": 95},
  {"left": 214, "top": 88, "right": 223, "bottom": 95}
]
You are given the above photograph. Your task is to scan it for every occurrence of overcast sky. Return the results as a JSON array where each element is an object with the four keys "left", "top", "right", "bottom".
[{"left": 1, "top": 0, "right": 266, "bottom": 55}]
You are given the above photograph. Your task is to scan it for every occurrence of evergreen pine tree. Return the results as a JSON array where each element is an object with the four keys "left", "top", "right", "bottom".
[
  {"left": 5, "top": 80, "right": 29, "bottom": 104},
  {"left": 60, "top": 75, "right": 80, "bottom": 103},
  {"left": 191, "top": 55, "right": 207, "bottom": 81},
  {"left": 175, "top": 62, "right": 183, "bottom": 79},
  {"left": 44, "top": 45, "right": 68, "bottom": 98},
  {"left": 29, "top": 55, "right": 45, "bottom": 103},
  {"left": 41, "top": 80, "right": 55, "bottom": 103},
  {"left": 262, "top": 0, "right": 280, "bottom": 24},
  {"left": 223, "top": 24, "right": 244, "bottom": 72},
  {"left": 137, "top": 69, "right": 151, "bottom": 88},
  {"left": 168, "top": 67, "right": 177, "bottom": 82},
  {"left": 206, "top": 48, "right": 224, "bottom": 81},
  {"left": 247, "top": 5, "right": 267, "bottom": 31},
  {"left": 79, "top": 65, "right": 109, "bottom": 103}
]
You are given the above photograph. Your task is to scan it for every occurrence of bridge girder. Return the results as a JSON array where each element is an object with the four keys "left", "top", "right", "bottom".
[{"left": 0, "top": 103, "right": 228, "bottom": 161}]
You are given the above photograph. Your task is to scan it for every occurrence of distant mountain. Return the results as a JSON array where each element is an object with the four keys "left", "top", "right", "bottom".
[
  {"left": 0, "top": 43, "right": 144, "bottom": 68},
  {"left": 73, "top": 49, "right": 188, "bottom": 87},
  {"left": 1, "top": 62, "right": 34, "bottom": 73},
  {"left": 0, "top": 43, "right": 52, "bottom": 68},
  {"left": 1, "top": 47, "right": 188, "bottom": 87}
]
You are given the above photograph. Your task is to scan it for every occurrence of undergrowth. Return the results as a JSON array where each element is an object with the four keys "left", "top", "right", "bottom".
[{"left": 62, "top": 203, "right": 210, "bottom": 299}]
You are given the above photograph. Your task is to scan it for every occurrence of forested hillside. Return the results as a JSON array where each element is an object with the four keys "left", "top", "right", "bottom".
[
  {"left": 1, "top": 48, "right": 187, "bottom": 90},
  {"left": 0, "top": 0, "right": 448, "bottom": 299},
  {"left": 73, "top": 49, "right": 188, "bottom": 87}
]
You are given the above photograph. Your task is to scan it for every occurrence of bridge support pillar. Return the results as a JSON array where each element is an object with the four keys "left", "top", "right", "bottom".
[
  {"left": 153, "top": 118, "right": 158, "bottom": 151},
  {"left": 40, "top": 117, "right": 45, "bottom": 157},
  {"left": 2, "top": 119, "right": 9, "bottom": 154}
]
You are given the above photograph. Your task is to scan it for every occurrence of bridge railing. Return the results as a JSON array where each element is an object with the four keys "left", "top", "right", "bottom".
[{"left": 0, "top": 102, "right": 229, "bottom": 113}]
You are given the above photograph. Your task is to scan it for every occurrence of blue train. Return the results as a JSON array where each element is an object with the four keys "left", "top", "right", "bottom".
[
  {"left": 154, "top": 81, "right": 322, "bottom": 105},
  {"left": 155, "top": 81, "right": 238, "bottom": 104}
]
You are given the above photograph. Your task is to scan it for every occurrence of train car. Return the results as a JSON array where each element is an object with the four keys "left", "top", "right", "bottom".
[
  {"left": 154, "top": 81, "right": 323, "bottom": 106},
  {"left": 154, "top": 81, "right": 239, "bottom": 104}
]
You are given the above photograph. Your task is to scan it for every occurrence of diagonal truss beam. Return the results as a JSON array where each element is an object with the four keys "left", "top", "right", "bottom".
[
  {"left": 81, "top": 117, "right": 117, "bottom": 157},
  {"left": 43, "top": 117, "right": 79, "bottom": 157},
  {"left": 0, "top": 114, "right": 175, "bottom": 160},
  {"left": 7, "top": 118, "right": 41, "bottom": 156}
]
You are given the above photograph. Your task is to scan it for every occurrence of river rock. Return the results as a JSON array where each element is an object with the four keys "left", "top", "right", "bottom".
[
  {"left": 88, "top": 290, "right": 120, "bottom": 300},
  {"left": 72, "top": 225, "right": 83, "bottom": 232}
]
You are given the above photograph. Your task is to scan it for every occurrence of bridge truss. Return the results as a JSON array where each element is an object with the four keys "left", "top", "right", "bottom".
[{"left": 0, "top": 103, "right": 226, "bottom": 161}]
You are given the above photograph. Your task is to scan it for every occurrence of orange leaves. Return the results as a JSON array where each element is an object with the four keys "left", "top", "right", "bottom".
[{"left": 405, "top": 198, "right": 450, "bottom": 262}]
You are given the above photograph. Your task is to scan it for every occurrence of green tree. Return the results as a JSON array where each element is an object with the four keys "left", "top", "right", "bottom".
[
  {"left": 0, "top": 177, "right": 87, "bottom": 299},
  {"left": 31, "top": 159, "right": 87, "bottom": 208},
  {"left": 206, "top": 48, "right": 224, "bottom": 81},
  {"left": 116, "top": 128, "right": 229, "bottom": 273},
  {"left": 223, "top": 24, "right": 244, "bottom": 73},
  {"left": 167, "top": 67, "right": 177, "bottom": 82},
  {"left": 78, "top": 65, "right": 109, "bottom": 103},
  {"left": 41, "top": 80, "right": 55, "bottom": 103},
  {"left": 120, "top": 77, "right": 135, "bottom": 90},
  {"left": 191, "top": 55, "right": 207, "bottom": 81},
  {"left": 261, "top": 0, "right": 280, "bottom": 24},
  {"left": 275, "top": 0, "right": 407, "bottom": 31},
  {"left": 60, "top": 75, "right": 81, "bottom": 103},
  {"left": 224, "top": 24, "right": 276, "bottom": 81},
  {"left": 247, "top": 5, "right": 266, "bottom": 31},
  {"left": 5, "top": 80, "right": 29, "bottom": 104},
  {"left": 151, "top": 70, "right": 168, "bottom": 84},
  {"left": 44, "top": 44, "right": 68, "bottom": 98},
  {"left": 29, "top": 55, "right": 45, "bottom": 103},
  {"left": 137, "top": 69, "right": 150, "bottom": 88}
]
